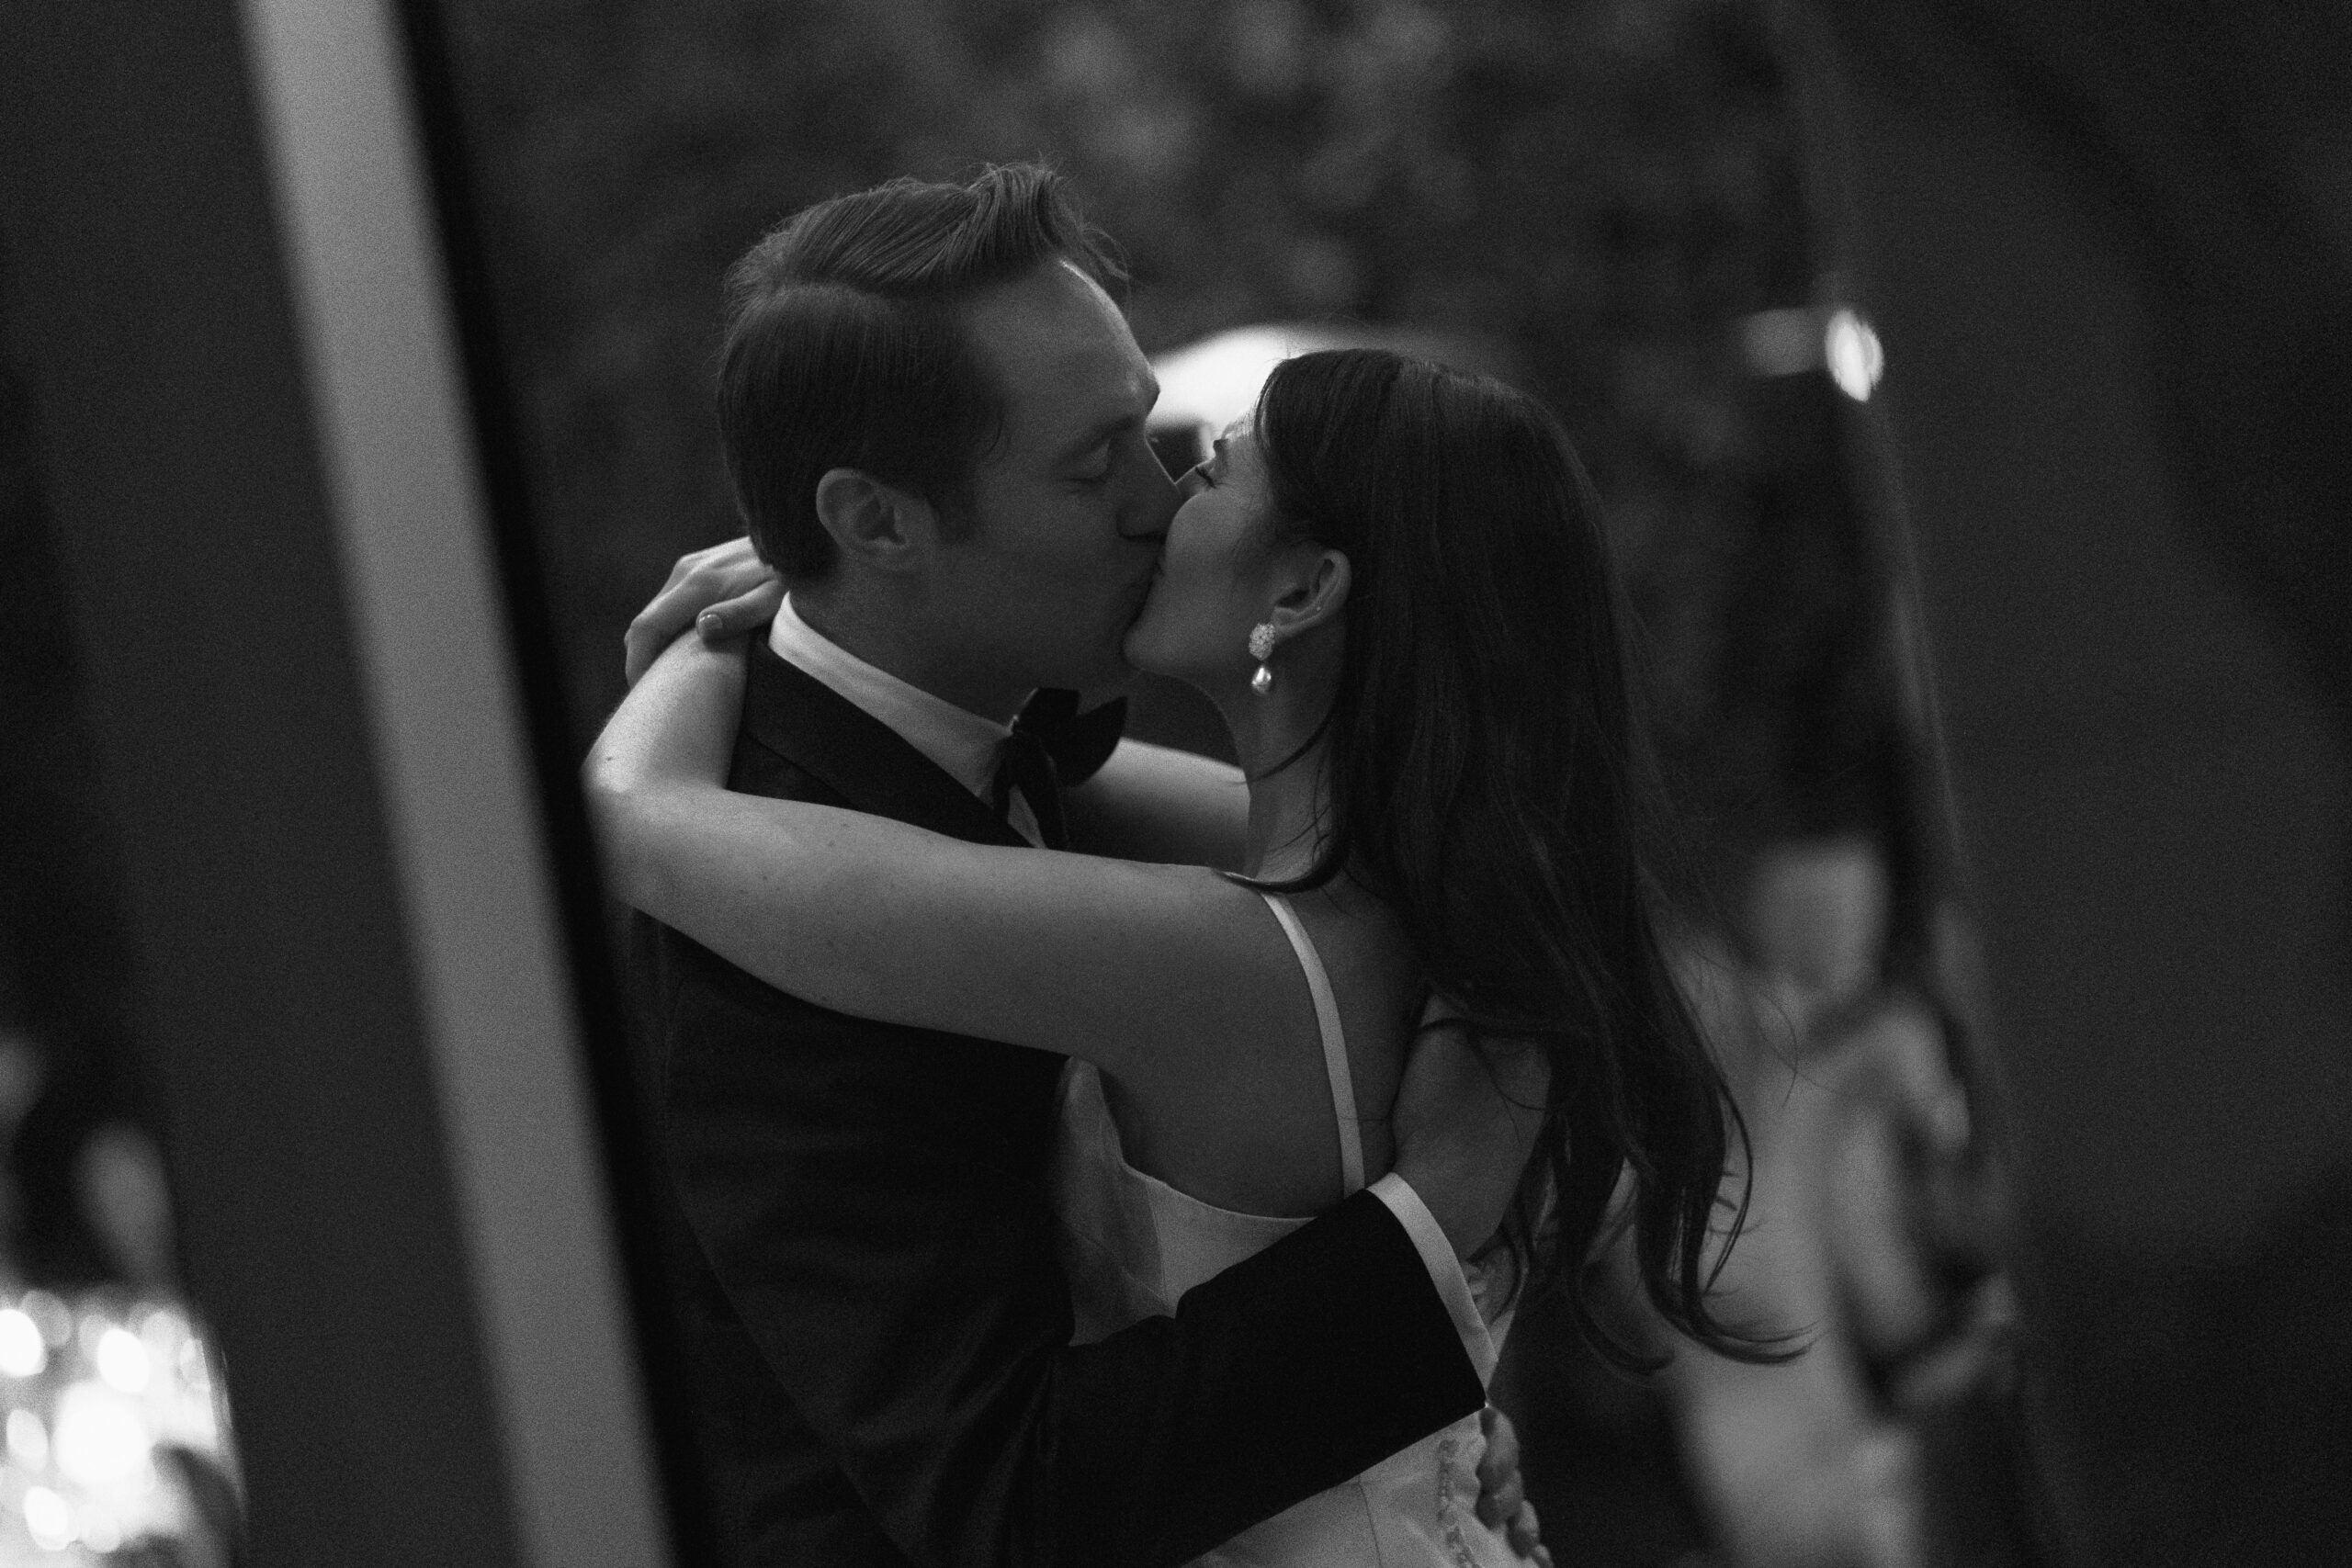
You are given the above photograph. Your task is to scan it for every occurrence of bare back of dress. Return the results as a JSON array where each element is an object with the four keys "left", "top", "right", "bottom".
[{"left": 1048, "top": 892, "right": 1519, "bottom": 1568}]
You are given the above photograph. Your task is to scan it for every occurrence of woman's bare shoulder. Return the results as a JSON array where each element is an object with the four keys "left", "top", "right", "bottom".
[{"left": 1108, "top": 883, "right": 1424, "bottom": 1213}]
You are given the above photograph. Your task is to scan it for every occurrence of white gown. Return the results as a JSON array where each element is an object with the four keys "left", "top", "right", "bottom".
[{"left": 1048, "top": 892, "right": 1521, "bottom": 1568}]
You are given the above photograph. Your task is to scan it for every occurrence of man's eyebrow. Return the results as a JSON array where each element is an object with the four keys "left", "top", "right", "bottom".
[
  {"left": 1055, "top": 375, "right": 1162, "bottom": 464},
  {"left": 1055, "top": 414, "right": 1138, "bottom": 464}
]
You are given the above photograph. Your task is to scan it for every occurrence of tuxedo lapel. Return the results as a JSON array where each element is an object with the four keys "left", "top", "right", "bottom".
[{"left": 740, "top": 637, "right": 1028, "bottom": 849}]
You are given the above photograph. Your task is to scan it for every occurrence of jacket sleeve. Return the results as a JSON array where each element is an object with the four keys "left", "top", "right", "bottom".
[{"left": 662, "top": 937, "right": 1486, "bottom": 1568}]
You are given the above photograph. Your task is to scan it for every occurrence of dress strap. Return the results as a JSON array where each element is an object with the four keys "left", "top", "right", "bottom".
[{"left": 1256, "top": 893, "right": 1366, "bottom": 1195}]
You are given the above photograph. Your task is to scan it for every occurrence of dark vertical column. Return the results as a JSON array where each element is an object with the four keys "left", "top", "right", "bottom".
[
  {"left": 0, "top": 1, "right": 675, "bottom": 1563},
  {"left": 0, "top": 3, "right": 523, "bottom": 1561},
  {"left": 1804, "top": 2, "right": 2352, "bottom": 1560}
]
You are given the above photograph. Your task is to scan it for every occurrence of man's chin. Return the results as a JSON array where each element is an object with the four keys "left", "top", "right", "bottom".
[
  {"left": 1072, "top": 671, "right": 1137, "bottom": 711},
  {"left": 1069, "top": 649, "right": 1139, "bottom": 705},
  {"left": 1020, "top": 643, "right": 1131, "bottom": 704}
]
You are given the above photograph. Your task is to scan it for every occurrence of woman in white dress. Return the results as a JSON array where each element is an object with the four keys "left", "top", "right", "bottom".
[{"left": 592, "top": 347, "right": 1773, "bottom": 1566}]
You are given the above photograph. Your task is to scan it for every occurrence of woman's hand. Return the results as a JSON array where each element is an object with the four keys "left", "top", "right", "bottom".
[
  {"left": 623, "top": 536, "right": 783, "bottom": 685},
  {"left": 1475, "top": 1404, "right": 1555, "bottom": 1566}
]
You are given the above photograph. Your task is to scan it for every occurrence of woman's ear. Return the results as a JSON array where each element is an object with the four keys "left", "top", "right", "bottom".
[
  {"left": 1267, "top": 548, "right": 1352, "bottom": 638},
  {"left": 812, "top": 467, "right": 939, "bottom": 573}
]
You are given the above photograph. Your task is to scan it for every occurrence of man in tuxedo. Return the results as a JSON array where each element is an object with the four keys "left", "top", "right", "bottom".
[{"left": 627, "top": 164, "right": 1533, "bottom": 1567}]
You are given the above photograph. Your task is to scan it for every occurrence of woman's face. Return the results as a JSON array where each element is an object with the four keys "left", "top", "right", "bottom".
[{"left": 1122, "top": 421, "right": 1287, "bottom": 692}]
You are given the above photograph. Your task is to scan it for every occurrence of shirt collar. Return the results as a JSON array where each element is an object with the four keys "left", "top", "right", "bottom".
[{"left": 767, "top": 595, "right": 1012, "bottom": 802}]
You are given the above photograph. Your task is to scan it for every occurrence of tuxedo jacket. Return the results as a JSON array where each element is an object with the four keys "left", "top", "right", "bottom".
[{"left": 629, "top": 638, "right": 1485, "bottom": 1568}]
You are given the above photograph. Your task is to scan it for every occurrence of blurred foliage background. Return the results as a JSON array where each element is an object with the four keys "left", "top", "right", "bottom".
[{"left": 442, "top": 0, "right": 1824, "bottom": 776}]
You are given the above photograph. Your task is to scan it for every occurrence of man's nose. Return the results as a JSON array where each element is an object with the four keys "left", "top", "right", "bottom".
[{"left": 1121, "top": 446, "right": 1181, "bottom": 541}]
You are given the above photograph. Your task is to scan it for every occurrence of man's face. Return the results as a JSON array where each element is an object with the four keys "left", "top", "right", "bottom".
[{"left": 923, "top": 260, "right": 1178, "bottom": 700}]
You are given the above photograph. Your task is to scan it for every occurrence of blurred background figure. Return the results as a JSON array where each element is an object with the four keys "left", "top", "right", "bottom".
[
  {"left": 1643, "top": 365, "right": 2032, "bottom": 1568},
  {"left": 1802, "top": 1, "right": 2352, "bottom": 1561},
  {"left": 1494, "top": 348, "right": 2050, "bottom": 1568}
]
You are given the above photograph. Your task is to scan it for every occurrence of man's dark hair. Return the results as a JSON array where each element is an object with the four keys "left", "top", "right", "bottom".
[{"left": 717, "top": 164, "right": 1124, "bottom": 581}]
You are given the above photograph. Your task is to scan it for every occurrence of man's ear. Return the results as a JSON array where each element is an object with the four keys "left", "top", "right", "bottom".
[
  {"left": 812, "top": 467, "right": 940, "bottom": 573},
  {"left": 1266, "top": 548, "right": 1353, "bottom": 639}
]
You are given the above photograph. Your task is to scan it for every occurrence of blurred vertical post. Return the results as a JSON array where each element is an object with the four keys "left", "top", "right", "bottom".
[
  {"left": 1790, "top": 0, "right": 2352, "bottom": 1561},
  {"left": 0, "top": 1, "right": 678, "bottom": 1564}
]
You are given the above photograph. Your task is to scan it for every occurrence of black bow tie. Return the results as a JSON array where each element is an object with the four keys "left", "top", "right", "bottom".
[
  {"left": 1013, "top": 689, "right": 1127, "bottom": 786},
  {"left": 991, "top": 728, "right": 1069, "bottom": 850},
  {"left": 993, "top": 690, "right": 1125, "bottom": 849}
]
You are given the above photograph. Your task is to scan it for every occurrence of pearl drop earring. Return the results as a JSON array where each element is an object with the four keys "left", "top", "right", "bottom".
[{"left": 1248, "top": 624, "right": 1276, "bottom": 695}]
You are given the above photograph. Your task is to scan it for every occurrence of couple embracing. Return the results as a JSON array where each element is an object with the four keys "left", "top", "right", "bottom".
[{"left": 589, "top": 164, "right": 1766, "bottom": 1568}]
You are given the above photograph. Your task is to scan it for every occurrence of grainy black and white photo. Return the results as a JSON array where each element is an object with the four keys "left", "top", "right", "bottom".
[{"left": 1, "top": 2, "right": 2346, "bottom": 1564}]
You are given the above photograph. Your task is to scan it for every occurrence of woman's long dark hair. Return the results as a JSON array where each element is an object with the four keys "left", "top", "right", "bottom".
[{"left": 1254, "top": 348, "right": 1779, "bottom": 1367}]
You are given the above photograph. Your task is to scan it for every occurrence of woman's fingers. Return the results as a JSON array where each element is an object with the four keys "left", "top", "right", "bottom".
[
  {"left": 623, "top": 537, "right": 776, "bottom": 684},
  {"left": 1472, "top": 1406, "right": 1548, "bottom": 1562},
  {"left": 1481, "top": 1472, "right": 1527, "bottom": 1529},
  {"left": 1476, "top": 1405, "right": 1525, "bottom": 1527},
  {"left": 1509, "top": 1501, "right": 1545, "bottom": 1562},
  {"left": 695, "top": 580, "right": 786, "bottom": 647}
]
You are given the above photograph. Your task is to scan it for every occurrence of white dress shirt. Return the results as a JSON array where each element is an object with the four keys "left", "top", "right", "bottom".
[
  {"left": 768, "top": 595, "right": 1042, "bottom": 844},
  {"left": 765, "top": 596, "right": 1490, "bottom": 1365}
]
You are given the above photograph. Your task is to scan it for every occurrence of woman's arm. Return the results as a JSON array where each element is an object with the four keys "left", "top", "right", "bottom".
[
  {"left": 1063, "top": 739, "right": 1250, "bottom": 869},
  {"left": 584, "top": 633, "right": 1287, "bottom": 1078}
]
